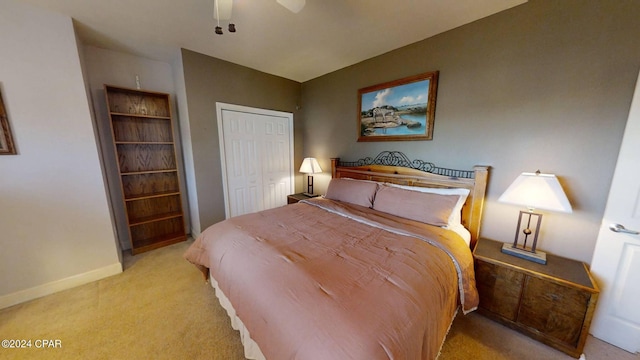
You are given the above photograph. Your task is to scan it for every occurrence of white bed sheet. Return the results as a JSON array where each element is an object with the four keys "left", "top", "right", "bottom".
[
  {"left": 209, "top": 273, "right": 266, "bottom": 360},
  {"left": 448, "top": 223, "right": 471, "bottom": 245}
]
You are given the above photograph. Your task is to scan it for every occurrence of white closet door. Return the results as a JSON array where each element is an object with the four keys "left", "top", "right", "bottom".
[
  {"left": 262, "top": 116, "right": 292, "bottom": 210},
  {"left": 221, "top": 109, "right": 263, "bottom": 217},
  {"left": 218, "top": 104, "right": 293, "bottom": 219}
]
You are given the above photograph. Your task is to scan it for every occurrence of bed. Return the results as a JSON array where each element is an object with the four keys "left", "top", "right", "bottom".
[{"left": 185, "top": 151, "right": 489, "bottom": 360}]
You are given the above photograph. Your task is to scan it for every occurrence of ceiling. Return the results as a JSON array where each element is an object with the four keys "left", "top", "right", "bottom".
[{"left": 19, "top": 0, "right": 527, "bottom": 82}]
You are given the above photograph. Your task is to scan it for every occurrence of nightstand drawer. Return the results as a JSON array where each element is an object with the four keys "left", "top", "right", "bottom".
[{"left": 519, "top": 276, "right": 590, "bottom": 347}]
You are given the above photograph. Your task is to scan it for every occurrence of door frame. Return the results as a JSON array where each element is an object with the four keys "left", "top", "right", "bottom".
[
  {"left": 216, "top": 102, "right": 294, "bottom": 219},
  {"left": 589, "top": 70, "right": 640, "bottom": 353}
]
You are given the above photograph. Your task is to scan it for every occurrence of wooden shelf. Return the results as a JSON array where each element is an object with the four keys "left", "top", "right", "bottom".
[
  {"left": 105, "top": 87, "right": 171, "bottom": 117},
  {"left": 120, "top": 169, "right": 177, "bottom": 176},
  {"left": 115, "top": 141, "right": 175, "bottom": 145},
  {"left": 105, "top": 85, "right": 186, "bottom": 254},
  {"left": 130, "top": 218, "right": 185, "bottom": 248},
  {"left": 115, "top": 143, "right": 177, "bottom": 173},
  {"left": 112, "top": 116, "right": 173, "bottom": 143},
  {"left": 128, "top": 211, "right": 184, "bottom": 226},
  {"left": 131, "top": 231, "right": 187, "bottom": 255},
  {"left": 125, "top": 190, "right": 181, "bottom": 201},
  {"left": 110, "top": 112, "right": 171, "bottom": 120}
]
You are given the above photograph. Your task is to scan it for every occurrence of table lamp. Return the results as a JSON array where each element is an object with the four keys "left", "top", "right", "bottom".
[
  {"left": 498, "top": 171, "right": 572, "bottom": 264},
  {"left": 299, "top": 157, "right": 322, "bottom": 196}
]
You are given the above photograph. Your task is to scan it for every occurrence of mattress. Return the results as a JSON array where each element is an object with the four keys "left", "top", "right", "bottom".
[{"left": 185, "top": 197, "right": 478, "bottom": 359}]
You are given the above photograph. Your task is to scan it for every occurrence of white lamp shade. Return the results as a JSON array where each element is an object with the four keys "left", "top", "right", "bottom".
[
  {"left": 214, "top": 0, "right": 233, "bottom": 20},
  {"left": 299, "top": 157, "right": 322, "bottom": 174},
  {"left": 499, "top": 172, "right": 572, "bottom": 213}
]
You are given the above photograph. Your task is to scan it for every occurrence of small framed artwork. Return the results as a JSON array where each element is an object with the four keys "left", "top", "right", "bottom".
[
  {"left": 357, "top": 71, "right": 438, "bottom": 142},
  {"left": 0, "top": 89, "right": 17, "bottom": 155}
]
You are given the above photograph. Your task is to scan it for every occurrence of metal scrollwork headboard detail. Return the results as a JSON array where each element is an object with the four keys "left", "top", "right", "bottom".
[{"left": 339, "top": 151, "right": 474, "bottom": 179}]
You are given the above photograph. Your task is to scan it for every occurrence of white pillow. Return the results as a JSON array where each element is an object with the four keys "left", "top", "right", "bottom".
[{"left": 385, "top": 183, "right": 470, "bottom": 228}]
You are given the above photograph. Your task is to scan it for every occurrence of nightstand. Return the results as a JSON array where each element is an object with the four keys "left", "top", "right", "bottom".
[
  {"left": 473, "top": 238, "right": 599, "bottom": 358},
  {"left": 287, "top": 193, "right": 317, "bottom": 204}
]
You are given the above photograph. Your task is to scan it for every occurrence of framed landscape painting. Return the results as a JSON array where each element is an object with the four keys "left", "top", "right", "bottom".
[
  {"left": 357, "top": 71, "right": 438, "bottom": 142},
  {"left": 0, "top": 89, "right": 16, "bottom": 155}
]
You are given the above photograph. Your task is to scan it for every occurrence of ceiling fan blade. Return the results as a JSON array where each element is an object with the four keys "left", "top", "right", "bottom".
[{"left": 277, "top": 0, "right": 305, "bottom": 13}]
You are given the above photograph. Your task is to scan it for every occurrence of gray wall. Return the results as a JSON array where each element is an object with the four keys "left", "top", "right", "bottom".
[
  {"left": 181, "top": 49, "right": 302, "bottom": 232},
  {"left": 300, "top": 0, "right": 640, "bottom": 263}
]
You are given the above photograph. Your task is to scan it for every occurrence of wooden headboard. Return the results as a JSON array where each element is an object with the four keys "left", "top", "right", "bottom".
[{"left": 330, "top": 151, "right": 489, "bottom": 249}]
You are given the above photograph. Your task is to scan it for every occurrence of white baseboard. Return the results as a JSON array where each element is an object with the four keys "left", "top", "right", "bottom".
[{"left": 0, "top": 262, "right": 122, "bottom": 310}]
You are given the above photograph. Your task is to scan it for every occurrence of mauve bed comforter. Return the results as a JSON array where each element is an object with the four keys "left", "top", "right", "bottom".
[{"left": 184, "top": 197, "right": 479, "bottom": 360}]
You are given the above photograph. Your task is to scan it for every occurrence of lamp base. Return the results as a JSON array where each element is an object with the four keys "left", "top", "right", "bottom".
[
  {"left": 302, "top": 193, "right": 319, "bottom": 197},
  {"left": 501, "top": 243, "right": 547, "bottom": 264}
]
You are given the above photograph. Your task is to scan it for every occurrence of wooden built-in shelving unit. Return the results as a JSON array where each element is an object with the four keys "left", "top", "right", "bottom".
[{"left": 105, "top": 85, "right": 186, "bottom": 254}]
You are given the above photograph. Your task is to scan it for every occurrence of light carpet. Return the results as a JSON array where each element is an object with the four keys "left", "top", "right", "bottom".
[{"left": 1, "top": 240, "right": 637, "bottom": 360}]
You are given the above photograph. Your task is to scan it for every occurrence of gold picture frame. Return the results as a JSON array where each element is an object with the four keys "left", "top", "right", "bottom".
[
  {"left": 357, "top": 71, "right": 438, "bottom": 142},
  {"left": 0, "top": 89, "right": 16, "bottom": 155}
]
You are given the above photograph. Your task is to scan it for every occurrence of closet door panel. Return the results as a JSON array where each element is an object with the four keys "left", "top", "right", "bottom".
[
  {"left": 219, "top": 105, "right": 293, "bottom": 219},
  {"left": 222, "top": 110, "right": 263, "bottom": 217},
  {"left": 262, "top": 115, "right": 291, "bottom": 210}
]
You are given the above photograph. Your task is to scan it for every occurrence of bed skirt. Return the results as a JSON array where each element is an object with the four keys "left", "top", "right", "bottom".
[{"left": 209, "top": 273, "right": 266, "bottom": 360}]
